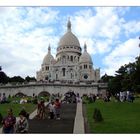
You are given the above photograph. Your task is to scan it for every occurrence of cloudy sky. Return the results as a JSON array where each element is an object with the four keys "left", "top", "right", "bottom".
[{"left": 0, "top": 7, "right": 140, "bottom": 78}]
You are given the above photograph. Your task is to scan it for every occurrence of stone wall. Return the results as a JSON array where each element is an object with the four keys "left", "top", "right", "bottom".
[{"left": 0, "top": 83, "right": 107, "bottom": 97}]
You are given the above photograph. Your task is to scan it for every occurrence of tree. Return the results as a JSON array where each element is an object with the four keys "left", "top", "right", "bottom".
[
  {"left": 25, "top": 76, "right": 36, "bottom": 82},
  {"left": 132, "top": 56, "right": 140, "bottom": 92},
  {"left": 9, "top": 76, "right": 25, "bottom": 83},
  {"left": 101, "top": 73, "right": 114, "bottom": 83},
  {"left": 0, "top": 66, "right": 9, "bottom": 84},
  {"left": 108, "top": 76, "right": 122, "bottom": 95},
  {"left": 107, "top": 55, "right": 140, "bottom": 94}
]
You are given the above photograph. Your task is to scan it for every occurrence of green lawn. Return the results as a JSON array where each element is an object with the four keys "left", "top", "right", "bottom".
[
  {"left": 0, "top": 102, "right": 36, "bottom": 128},
  {"left": 85, "top": 98, "right": 140, "bottom": 133},
  {"left": 0, "top": 103, "right": 36, "bottom": 117}
]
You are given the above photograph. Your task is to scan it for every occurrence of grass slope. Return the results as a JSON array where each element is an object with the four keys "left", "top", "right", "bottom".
[
  {"left": 85, "top": 98, "right": 140, "bottom": 133},
  {"left": 0, "top": 103, "right": 36, "bottom": 118}
]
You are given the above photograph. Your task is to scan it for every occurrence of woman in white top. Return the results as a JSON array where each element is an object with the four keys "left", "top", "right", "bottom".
[
  {"left": 48, "top": 101, "right": 55, "bottom": 119},
  {"left": 15, "top": 112, "right": 29, "bottom": 133}
]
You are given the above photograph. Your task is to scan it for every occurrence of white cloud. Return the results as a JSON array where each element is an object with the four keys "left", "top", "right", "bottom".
[
  {"left": 68, "top": 7, "right": 128, "bottom": 56},
  {"left": 0, "top": 7, "right": 59, "bottom": 77},
  {"left": 72, "top": 7, "right": 126, "bottom": 39},
  {"left": 123, "top": 20, "right": 140, "bottom": 36},
  {"left": 103, "top": 37, "right": 140, "bottom": 75}
]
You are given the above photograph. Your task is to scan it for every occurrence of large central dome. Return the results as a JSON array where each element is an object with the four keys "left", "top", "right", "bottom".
[
  {"left": 58, "top": 19, "right": 80, "bottom": 47},
  {"left": 56, "top": 19, "right": 82, "bottom": 56},
  {"left": 58, "top": 31, "right": 80, "bottom": 47}
]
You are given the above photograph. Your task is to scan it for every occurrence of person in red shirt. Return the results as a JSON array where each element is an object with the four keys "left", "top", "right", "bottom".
[
  {"left": 2, "top": 108, "right": 16, "bottom": 133},
  {"left": 54, "top": 98, "right": 61, "bottom": 120}
]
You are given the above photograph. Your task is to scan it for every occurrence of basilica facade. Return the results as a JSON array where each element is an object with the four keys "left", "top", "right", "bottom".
[{"left": 36, "top": 20, "right": 100, "bottom": 83}]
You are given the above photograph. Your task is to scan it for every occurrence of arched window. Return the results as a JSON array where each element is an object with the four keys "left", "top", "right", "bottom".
[
  {"left": 46, "top": 66, "right": 49, "bottom": 70},
  {"left": 84, "top": 65, "right": 87, "bottom": 69},
  {"left": 71, "top": 73, "right": 73, "bottom": 79},
  {"left": 62, "top": 56, "right": 66, "bottom": 64},
  {"left": 71, "top": 56, "right": 73, "bottom": 62},
  {"left": 45, "top": 76, "right": 49, "bottom": 80},
  {"left": 62, "top": 68, "right": 66, "bottom": 76},
  {"left": 56, "top": 74, "right": 58, "bottom": 80}
]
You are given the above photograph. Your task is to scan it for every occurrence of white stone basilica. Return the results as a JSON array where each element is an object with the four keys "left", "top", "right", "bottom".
[{"left": 36, "top": 19, "right": 100, "bottom": 83}]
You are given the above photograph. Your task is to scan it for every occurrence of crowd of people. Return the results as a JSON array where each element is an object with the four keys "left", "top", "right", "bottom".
[
  {"left": 114, "top": 91, "right": 135, "bottom": 102},
  {"left": 36, "top": 98, "right": 61, "bottom": 120},
  {"left": 62, "top": 91, "right": 81, "bottom": 104},
  {"left": 82, "top": 90, "right": 135, "bottom": 103}
]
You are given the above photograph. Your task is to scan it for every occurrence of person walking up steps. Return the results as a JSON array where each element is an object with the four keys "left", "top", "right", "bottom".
[
  {"left": 40, "top": 99, "right": 46, "bottom": 119},
  {"left": 37, "top": 100, "right": 41, "bottom": 119},
  {"left": 37, "top": 99, "right": 45, "bottom": 119},
  {"left": 54, "top": 98, "right": 61, "bottom": 120},
  {"left": 48, "top": 101, "right": 55, "bottom": 119}
]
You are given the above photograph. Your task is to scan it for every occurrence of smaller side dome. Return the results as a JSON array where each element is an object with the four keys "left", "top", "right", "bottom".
[
  {"left": 79, "top": 43, "right": 93, "bottom": 64},
  {"left": 42, "top": 44, "right": 55, "bottom": 65}
]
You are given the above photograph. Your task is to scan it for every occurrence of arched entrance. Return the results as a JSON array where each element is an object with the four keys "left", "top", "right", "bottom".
[
  {"left": 64, "top": 91, "right": 76, "bottom": 103},
  {"left": 38, "top": 91, "right": 51, "bottom": 97},
  {"left": 15, "top": 92, "right": 26, "bottom": 98}
]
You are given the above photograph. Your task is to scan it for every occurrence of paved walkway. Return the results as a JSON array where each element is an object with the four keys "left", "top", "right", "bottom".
[
  {"left": 73, "top": 102, "right": 85, "bottom": 134},
  {"left": 28, "top": 103, "right": 76, "bottom": 133}
]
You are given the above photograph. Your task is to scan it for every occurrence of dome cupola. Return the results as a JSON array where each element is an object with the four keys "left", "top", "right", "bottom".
[
  {"left": 79, "top": 43, "right": 93, "bottom": 64},
  {"left": 42, "top": 44, "right": 55, "bottom": 65}
]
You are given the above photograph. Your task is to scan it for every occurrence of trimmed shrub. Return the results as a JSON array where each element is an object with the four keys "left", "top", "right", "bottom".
[
  {"left": 93, "top": 108, "right": 103, "bottom": 122},
  {"left": 32, "top": 98, "right": 38, "bottom": 104}
]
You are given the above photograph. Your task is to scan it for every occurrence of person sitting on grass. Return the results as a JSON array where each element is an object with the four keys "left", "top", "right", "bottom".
[
  {"left": 20, "top": 107, "right": 29, "bottom": 120},
  {"left": 15, "top": 111, "right": 29, "bottom": 133},
  {"left": 2, "top": 108, "right": 16, "bottom": 134}
]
